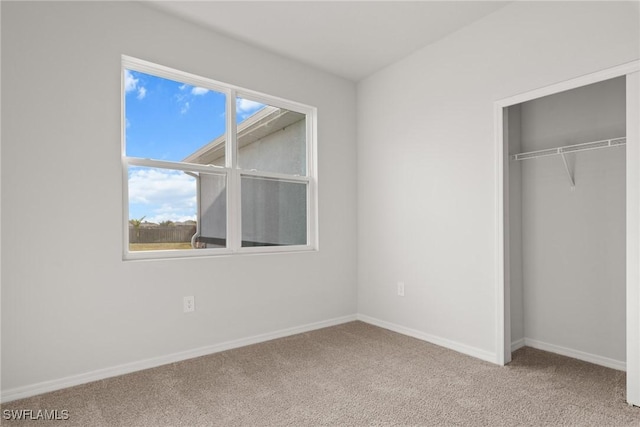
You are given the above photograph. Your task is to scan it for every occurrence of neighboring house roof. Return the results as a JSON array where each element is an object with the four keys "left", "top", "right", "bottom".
[{"left": 182, "top": 106, "right": 305, "bottom": 165}]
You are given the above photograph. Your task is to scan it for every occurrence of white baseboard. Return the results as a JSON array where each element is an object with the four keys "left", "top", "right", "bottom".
[
  {"left": 8, "top": 315, "right": 623, "bottom": 403},
  {"left": 357, "top": 314, "right": 497, "bottom": 364},
  {"left": 1, "top": 314, "right": 357, "bottom": 403},
  {"left": 511, "top": 338, "right": 526, "bottom": 352},
  {"left": 519, "top": 338, "right": 626, "bottom": 372}
]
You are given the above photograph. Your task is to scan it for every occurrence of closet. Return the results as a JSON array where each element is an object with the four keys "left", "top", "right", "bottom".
[{"left": 507, "top": 76, "right": 627, "bottom": 369}]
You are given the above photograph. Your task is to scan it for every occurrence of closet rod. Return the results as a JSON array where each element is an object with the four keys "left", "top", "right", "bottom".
[{"left": 510, "top": 137, "right": 626, "bottom": 161}]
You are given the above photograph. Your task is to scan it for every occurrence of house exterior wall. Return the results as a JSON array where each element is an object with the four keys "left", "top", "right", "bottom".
[
  {"left": 198, "top": 173, "right": 227, "bottom": 246},
  {"left": 238, "top": 117, "right": 306, "bottom": 175},
  {"left": 200, "top": 119, "right": 307, "bottom": 247}
]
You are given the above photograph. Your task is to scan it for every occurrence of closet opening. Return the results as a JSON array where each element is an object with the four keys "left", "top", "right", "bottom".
[
  {"left": 495, "top": 61, "right": 640, "bottom": 406},
  {"left": 508, "top": 76, "right": 626, "bottom": 368}
]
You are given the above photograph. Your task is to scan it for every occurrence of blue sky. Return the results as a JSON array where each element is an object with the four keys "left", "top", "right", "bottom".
[{"left": 125, "top": 69, "right": 264, "bottom": 223}]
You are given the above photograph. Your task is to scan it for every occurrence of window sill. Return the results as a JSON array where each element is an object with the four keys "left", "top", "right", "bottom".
[{"left": 122, "top": 245, "right": 317, "bottom": 261}]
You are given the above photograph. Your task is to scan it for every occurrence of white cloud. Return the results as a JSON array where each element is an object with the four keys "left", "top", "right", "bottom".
[
  {"left": 124, "top": 70, "right": 138, "bottom": 93},
  {"left": 146, "top": 210, "right": 196, "bottom": 225},
  {"left": 236, "top": 98, "right": 266, "bottom": 119},
  {"left": 124, "top": 69, "right": 147, "bottom": 100},
  {"left": 128, "top": 168, "right": 197, "bottom": 223},
  {"left": 174, "top": 85, "right": 211, "bottom": 114},
  {"left": 191, "top": 87, "right": 209, "bottom": 96}
]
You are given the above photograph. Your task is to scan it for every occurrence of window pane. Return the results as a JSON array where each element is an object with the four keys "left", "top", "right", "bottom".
[
  {"left": 128, "top": 166, "right": 227, "bottom": 251},
  {"left": 241, "top": 176, "right": 307, "bottom": 247},
  {"left": 196, "top": 173, "right": 227, "bottom": 249},
  {"left": 236, "top": 97, "right": 307, "bottom": 176},
  {"left": 124, "top": 70, "right": 227, "bottom": 166}
]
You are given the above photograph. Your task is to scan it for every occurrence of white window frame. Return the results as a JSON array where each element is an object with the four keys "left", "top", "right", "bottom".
[{"left": 122, "top": 55, "right": 318, "bottom": 260}]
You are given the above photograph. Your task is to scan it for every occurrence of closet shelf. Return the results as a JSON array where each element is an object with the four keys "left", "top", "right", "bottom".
[
  {"left": 510, "top": 137, "right": 626, "bottom": 190},
  {"left": 510, "top": 137, "right": 626, "bottom": 161}
]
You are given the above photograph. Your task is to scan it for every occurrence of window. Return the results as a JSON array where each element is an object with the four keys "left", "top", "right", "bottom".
[{"left": 122, "top": 56, "right": 316, "bottom": 259}]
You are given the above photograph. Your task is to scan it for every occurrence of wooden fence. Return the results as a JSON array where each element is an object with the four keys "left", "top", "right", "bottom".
[{"left": 129, "top": 226, "right": 196, "bottom": 244}]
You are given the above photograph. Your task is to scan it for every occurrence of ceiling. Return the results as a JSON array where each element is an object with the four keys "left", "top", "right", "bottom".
[{"left": 147, "top": 1, "right": 510, "bottom": 82}]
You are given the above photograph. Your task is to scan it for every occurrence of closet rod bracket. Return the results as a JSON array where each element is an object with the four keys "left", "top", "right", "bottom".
[{"left": 560, "top": 152, "right": 575, "bottom": 190}]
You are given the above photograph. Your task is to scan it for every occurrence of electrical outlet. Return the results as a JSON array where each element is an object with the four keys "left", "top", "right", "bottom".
[
  {"left": 397, "top": 282, "right": 405, "bottom": 297},
  {"left": 183, "top": 296, "right": 195, "bottom": 313}
]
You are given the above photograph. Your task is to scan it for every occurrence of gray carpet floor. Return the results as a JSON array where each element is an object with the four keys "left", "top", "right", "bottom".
[{"left": 2, "top": 321, "right": 640, "bottom": 426}]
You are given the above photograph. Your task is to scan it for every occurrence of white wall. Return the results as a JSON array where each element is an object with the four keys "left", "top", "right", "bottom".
[
  {"left": 514, "top": 77, "right": 626, "bottom": 363},
  {"left": 507, "top": 105, "right": 524, "bottom": 345},
  {"left": 357, "top": 1, "right": 639, "bottom": 358},
  {"left": 1, "top": 1, "right": 357, "bottom": 395}
]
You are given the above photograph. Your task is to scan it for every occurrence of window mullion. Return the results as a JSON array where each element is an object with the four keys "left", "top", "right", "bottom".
[
  {"left": 125, "top": 157, "right": 227, "bottom": 175},
  {"left": 227, "top": 89, "right": 240, "bottom": 252},
  {"left": 239, "top": 170, "right": 310, "bottom": 183}
]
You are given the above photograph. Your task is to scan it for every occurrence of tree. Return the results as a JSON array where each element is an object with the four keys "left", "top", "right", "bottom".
[
  {"left": 129, "top": 216, "right": 146, "bottom": 240},
  {"left": 159, "top": 220, "right": 175, "bottom": 227}
]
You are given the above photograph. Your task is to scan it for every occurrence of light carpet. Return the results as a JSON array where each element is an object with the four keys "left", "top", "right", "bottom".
[{"left": 2, "top": 321, "right": 639, "bottom": 426}]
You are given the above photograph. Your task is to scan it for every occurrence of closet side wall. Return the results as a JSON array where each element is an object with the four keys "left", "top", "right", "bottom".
[
  {"left": 520, "top": 77, "right": 627, "bottom": 363},
  {"left": 508, "top": 105, "right": 525, "bottom": 346}
]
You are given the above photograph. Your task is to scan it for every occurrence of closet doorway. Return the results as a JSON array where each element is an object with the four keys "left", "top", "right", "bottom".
[{"left": 495, "top": 61, "right": 640, "bottom": 406}]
